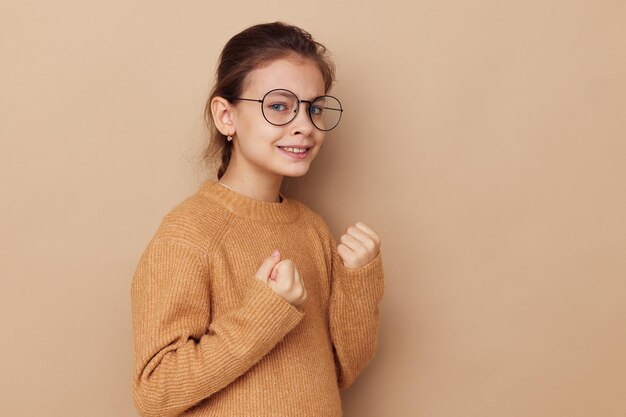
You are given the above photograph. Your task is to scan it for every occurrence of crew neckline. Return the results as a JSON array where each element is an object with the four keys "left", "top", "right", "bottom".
[{"left": 198, "top": 179, "right": 301, "bottom": 223}]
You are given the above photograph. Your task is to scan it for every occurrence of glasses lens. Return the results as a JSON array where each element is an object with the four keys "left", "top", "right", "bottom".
[
  {"left": 309, "top": 96, "right": 343, "bottom": 131},
  {"left": 262, "top": 90, "right": 298, "bottom": 125}
]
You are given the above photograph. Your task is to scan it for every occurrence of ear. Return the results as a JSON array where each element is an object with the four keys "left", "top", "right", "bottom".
[{"left": 210, "top": 96, "right": 237, "bottom": 136}]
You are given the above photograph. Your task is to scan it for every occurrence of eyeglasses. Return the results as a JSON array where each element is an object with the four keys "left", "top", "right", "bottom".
[{"left": 227, "top": 88, "right": 343, "bottom": 131}]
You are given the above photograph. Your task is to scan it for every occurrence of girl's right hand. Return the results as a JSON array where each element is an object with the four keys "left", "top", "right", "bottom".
[{"left": 255, "top": 250, "right": 307, "bottom": 307}]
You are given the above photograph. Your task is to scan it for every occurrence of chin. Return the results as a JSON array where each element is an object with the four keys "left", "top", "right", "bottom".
[{"left": 279, "top": 163, "right": 312, "bottom": 178}]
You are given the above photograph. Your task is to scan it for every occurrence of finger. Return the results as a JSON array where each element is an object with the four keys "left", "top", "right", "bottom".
[
  {"left": 292, "top": 267, "right": 299, "bottom": 287},
  {"left": 340, "top": 233, "right": 362, "bottom": 251},
  {"left": 353, "top": 222, "right": 380, "bottom": 244},
  {"left": 294, "top": 268, "right": 307, "bottom": 302},
  {"left": 293, "top": 266, "right": 302, "bottom": 286},
  {"left": 272, "top": 259, "right": 292, "bottom": 284},
  {"left": 255, "top": 250, "right": 281, "bottom": 282},
  {"left": 336, "top": 243, "right": 353, "bottom": 264},
  {"left": 348, "top": 226, "right": 379, "bottom": 254},
  {"left": 345, "top": 225, "right": 375, "bottom": 245}
]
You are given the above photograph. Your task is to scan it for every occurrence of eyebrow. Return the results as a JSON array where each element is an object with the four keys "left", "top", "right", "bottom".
[
  {"left": 262, "top": 89, "right": 326, "bottom": 101},
  {"left": 268, "top": 91, "right": 296, "bottom": 99}
]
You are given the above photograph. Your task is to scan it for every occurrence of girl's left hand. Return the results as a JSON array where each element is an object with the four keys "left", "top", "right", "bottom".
[{"left": 337, "top": 221, "right": 381, "bottom": 269}]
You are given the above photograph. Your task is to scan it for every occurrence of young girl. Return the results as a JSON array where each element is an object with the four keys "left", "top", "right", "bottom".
[{"left": 131, "top": 22, "right": 385, "bottom": 417}]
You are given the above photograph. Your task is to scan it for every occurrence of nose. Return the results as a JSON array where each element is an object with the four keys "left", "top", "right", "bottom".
[{"left": 289, "top": 101, "right": 315, "bottom": 135}]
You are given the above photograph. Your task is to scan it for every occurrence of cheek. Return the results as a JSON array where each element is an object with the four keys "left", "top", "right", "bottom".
[
  {"left": 238, "top": 124, "right": 284, "bottom": 157},
  {"left": 235, "top": 105, "right": 271, "bottom": 133},
  {"left": 237, "top": 115, "right": 274, "bottom": 142},
  {"left": 307, "top": 135, "right": 325, "bottom": 158},
  {"left": 314, "top": 132, "right": 326, "bottom": 147}
]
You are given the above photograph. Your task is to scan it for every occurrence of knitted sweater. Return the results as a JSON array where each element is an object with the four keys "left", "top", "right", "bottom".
[{"left": 130, "top": 179, "right": 385, "bottom": 417}]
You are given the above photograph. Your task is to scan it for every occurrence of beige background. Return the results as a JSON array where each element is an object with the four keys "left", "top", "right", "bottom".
[{"left": 1, "top": 1, "right": 625, "bottom": 416}]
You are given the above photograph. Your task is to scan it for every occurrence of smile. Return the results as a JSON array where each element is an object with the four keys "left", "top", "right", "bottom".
[{"left": 277, "top": 146, "right": 311, "bottom": 159}]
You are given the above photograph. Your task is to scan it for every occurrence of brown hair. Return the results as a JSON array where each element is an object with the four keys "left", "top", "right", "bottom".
[{"left": 202, "top": 22, "right": 336, "bottom": 179}]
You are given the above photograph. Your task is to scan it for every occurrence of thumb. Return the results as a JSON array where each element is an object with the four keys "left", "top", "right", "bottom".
[{"left": 255, "top": 249, "right": 281, "bottom": 283}]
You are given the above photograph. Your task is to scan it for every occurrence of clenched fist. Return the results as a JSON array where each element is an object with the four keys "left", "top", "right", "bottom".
[
  {"left": 255, "top": 250, "right": 307, "bottom": 307},
  {"left": 337, "top": 221, "right": 381, "bottom": 269}
]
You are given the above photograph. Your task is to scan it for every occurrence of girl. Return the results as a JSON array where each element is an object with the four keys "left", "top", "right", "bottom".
[{"left": 131, "top": 22, "right": 385, "bottom": 417}]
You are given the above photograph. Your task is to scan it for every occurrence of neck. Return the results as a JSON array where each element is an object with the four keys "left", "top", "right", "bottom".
[{"left": 218, "top": 171, "right": 283, "bottom": 203}]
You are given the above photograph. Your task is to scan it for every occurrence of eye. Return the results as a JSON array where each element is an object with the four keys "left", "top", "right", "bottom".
[
  {"left": 309, "top": 105, "right": 324, "bottom": 116},
  {"left": 267, "top": 102, "right": 288, "bottom": 112}
]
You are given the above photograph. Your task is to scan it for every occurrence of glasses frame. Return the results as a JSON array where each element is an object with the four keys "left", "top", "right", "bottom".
[{"left": 227, "top": 88, "right": 344, "bottom": 132}]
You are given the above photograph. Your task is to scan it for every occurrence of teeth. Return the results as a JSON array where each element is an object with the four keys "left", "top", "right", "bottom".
[{"left": 281, "top": 147, "right": 307, "bottom": 153}]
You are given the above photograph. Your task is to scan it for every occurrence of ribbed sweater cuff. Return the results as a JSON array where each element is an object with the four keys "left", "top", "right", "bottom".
[
  {"left": 232, "top": 277, "right": 305, "bottom": 358},
  {"left": 333, "top": 251, "right": 385, "bottom": 306}
]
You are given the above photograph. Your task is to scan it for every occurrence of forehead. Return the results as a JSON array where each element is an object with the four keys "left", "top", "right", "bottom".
[{"left": 242, "top": 57, "right": 325, "bottom": 99}]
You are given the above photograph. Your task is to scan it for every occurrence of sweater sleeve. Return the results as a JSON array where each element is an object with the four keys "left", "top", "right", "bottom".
[
  {"left": 327, "top": 232, "right": 385, "bottom": 390},
  {"left": 131, "top": 238, "right": 305, "bottom": 417}
]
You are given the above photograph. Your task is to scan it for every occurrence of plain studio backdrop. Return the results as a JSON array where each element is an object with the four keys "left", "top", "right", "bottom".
[{"left": 1, "top": 1, "right": 625, "bottom": 416}]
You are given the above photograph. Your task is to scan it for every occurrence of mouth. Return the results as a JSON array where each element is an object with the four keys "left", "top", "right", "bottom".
[{"left": 276, "top": 146, "right": 311, "bottom": 160}]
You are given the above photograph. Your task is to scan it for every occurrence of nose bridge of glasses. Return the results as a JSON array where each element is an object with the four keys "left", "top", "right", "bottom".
[
  {"left": 290, "top": 99, "right": 307, "bottom": 111},
  {"left": 295, "top": 99, "right": 318, "bottom": 125},
  {"left": 300, "top": 99, "right": 312, "bottom": 107}
]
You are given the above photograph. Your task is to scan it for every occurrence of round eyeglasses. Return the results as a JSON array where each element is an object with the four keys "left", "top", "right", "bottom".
[{"left": 227, "top": 89, "right": 343, "bottom": 131}]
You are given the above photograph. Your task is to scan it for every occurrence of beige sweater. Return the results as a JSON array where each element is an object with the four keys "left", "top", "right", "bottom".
[{"left": 131, "top": 179, "right": 385, "bottom": 416}]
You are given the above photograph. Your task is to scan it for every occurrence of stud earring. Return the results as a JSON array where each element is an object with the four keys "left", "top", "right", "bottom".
[{"left": 227, "top": 134, "right": 233, "bottom": 142}]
